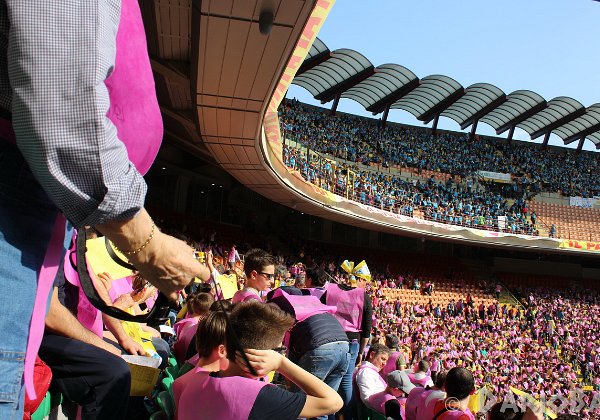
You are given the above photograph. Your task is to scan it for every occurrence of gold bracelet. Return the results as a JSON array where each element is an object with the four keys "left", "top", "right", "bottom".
[{"left": 114, "top": 222, "right": 155, "bottom": 256}]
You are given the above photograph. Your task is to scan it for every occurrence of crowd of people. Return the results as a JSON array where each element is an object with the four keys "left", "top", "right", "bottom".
[
  {"left": 279, "top": 99, "right": 600, "bottom": 198},
  {"left": 283, "top": 144, "right": 539, "bottom": 235},
  {"left": 7, "top": 209, "right": 597, "bottom": 420},
  {"left": 3, "top": 3, "right": 598, "bottom": 420}
]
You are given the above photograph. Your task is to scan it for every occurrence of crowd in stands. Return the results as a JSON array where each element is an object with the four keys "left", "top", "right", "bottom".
[
  {"left": 31, "top": 220, "right": 600, "bottom": 420},
  {"left": 279, "top": 99, "right": 600, "bottom": 198},
  {"left": 283, "top": 144, "right": 539, "bottom": 235}
]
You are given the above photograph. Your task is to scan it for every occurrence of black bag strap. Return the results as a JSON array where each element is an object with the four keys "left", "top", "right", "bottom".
[
  {"left": 104, "top": 237, "right": 137, "bottom": 271},
  {"left": 432, "top": 407, "right": 451, "bottom": 420},
  {"left": 76, "top": 228, "right": 170, "bottom": 326}
]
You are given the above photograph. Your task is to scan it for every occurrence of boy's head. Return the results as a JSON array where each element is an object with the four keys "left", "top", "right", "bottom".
[
  {"left": 417, "top": 360, "right": 430, "bottom": 373},
  {"left": 186, "top": 292, "right": 214, "bottom": 317},
  {"left": 445, "top": 367, "right": 475, "bottom": 401},
  {"left": 243, "top": 249, "right": 276, "bottom": 291},
  {"left": 226, "top": 301, "right": 294, "bottom": 362},
  {"left": 196, "top": 311, "right": 228, "bottom": 369},
  {"left": 305, "top": 267, "right": 327, "bottom": 287}
]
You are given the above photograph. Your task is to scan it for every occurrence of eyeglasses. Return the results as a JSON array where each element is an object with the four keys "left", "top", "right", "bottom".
[
  {"left": 272, "top": 346, "right": 287, "bottom": 354},
  {"left": 259, "top": 272, "right": 275, "bottom": 280}
]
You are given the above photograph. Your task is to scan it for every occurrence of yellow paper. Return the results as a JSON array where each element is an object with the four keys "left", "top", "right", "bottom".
[
  {"left": 218, "top": 274, "right": 239, "bottom": 300},
  {"left": 510, "top": 387, "right": 557, "bottom": 419},
  {"left": 128, "top": 363, "right": 160, "bottom": 397},
  {"left": 85, "top": 237, "right": 134, "bottom": 279}
]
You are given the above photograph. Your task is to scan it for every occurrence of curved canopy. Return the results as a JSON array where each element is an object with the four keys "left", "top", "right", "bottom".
[
  {"left": 553, "top": 104, "right": 600, "bottom": 148},
  {"left": 441, "top": 83, "right": 506, "bottom": 130},
  {"left": 341, "top": 64, "right": 418, "bottom": 110},
  {"left": 291, "top": 37, "right": 600, "bottom": 150},
  {"left": 517, "top": 97, "right": 585, "bottom": 140},
  {"left": 392, "top": 75, "right": 463, "bottom": 122},
  {"left": 479, "top": 90, "right": 546, "bottom": 134},
  {"left": 293, "top": 48, "right": 373, "bottom": 102}
]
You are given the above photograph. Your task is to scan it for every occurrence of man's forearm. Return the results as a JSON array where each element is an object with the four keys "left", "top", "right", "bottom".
[{"left": 46, "top": 289, "right": 115, "bottom": 353}]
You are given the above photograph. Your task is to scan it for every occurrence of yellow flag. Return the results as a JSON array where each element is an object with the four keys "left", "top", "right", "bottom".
[
  {"left": 353, "top": 260, "right": 371, "bottom": 281},
  {"left": 340, "top": 260, "right": 354, "bottom": 275}
]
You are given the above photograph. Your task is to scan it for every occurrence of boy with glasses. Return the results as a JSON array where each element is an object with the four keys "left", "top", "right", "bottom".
[{"left": 232, "top": 249, "right": 275, "bottom": 303}]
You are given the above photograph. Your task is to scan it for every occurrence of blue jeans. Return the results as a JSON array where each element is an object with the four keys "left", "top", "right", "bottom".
[
  {"left": 339, "top": 340, "right": 360, "bottom": 420},
  {"left": 0, "top": 142, "right": 58, "bottom": 419},
  {"left": 295, "top": 341, "right": 350, "bottom": 420}
]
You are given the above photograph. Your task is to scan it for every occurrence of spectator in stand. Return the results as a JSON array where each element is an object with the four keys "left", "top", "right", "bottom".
[
  {"left": 367, "top": 370, "right": 415, "bottom": 420},
  {"left": 0, "top": 3, "right": 211, "bottom": 416},
  {"left": 430, "top": 367, "right": 476, "bottom": 420},
  {"left": 232, "top": 248, "right": 275, "bottom": 303},
  {"left": 176, "top": 301, "right": 343, "bottom": 420},
  {"left": 408, "top": 360, "right": 434, "bottom": 388},
  {"left": 354, "top": 344, "right": 391, "bottom": 406},
  {"left": 319, "top": 279, "right": 374, "bottom": 419},
  {"left": 228, "top": 244, "right": 241, "bottom": 270},
  {"left": 173, "top": 292, "right": 214, "bottom": 363},
  {"left": 381, "top": 334, "right": 406, "bottom": 379},
  {"left": 40, "top": 269, "right": 131, "bottom": 419},
  {"left": 173, "top": 311, "right": 229, "bottom": 419},
  {"left": 405, "top": 371, "right": 447, "bottom": 420},
  {"left": 267, "top": 286, "right": 349, "bottom": 420}
]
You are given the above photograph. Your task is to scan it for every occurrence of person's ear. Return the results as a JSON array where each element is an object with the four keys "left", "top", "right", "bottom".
[{"left": 218, "top": 344, "right": 226, "bottom": 357}]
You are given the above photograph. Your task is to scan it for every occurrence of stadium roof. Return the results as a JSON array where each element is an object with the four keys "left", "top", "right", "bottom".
[{"left": 292, "top": 38, "right": 600, "bottom": 151}]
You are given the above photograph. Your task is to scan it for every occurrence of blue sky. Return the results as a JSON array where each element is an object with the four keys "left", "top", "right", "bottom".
[{"left": 286, "top": 0, "right": 600, "bottom": 151}]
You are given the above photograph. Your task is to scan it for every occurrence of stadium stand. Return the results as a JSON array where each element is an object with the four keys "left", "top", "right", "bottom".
[{"left": 280, "top": 99, "right": 600, "bottom": 241}]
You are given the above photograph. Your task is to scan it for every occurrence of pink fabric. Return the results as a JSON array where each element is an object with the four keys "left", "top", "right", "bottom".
[
  {"left": 326, "top": 284, "right": 365, "bottom": 332},
  {"left": 304, "top": 287, "right": 326, "bottom": 299},
  {"left": 367, "top": 390, "right": 395, "bottom": 414},
  {"left": 405, "top": 387, "right": 431, "bottom": 420},
  {"left": 408, "top": 372, "right": 432, "bottom": 387},
  {"left": 173, "top": 368, "right": 199, "bottom": 420},
  {"left": 104, "top": 0, "right": 162, "bottom": 176},
  {"left": 24, "top": 215, "right": 66, "bottom": 399},
  {"left": 232, "top": 289, "right": 262, "bottom": 304},
  {"left": 173, "top": 319, "right": 200, "bottom": 363},
  {"left": 108, "top": 276, "right": 135, "bottom": 302},
  {"left": 270, "top": 288, "right": 337, "bottom": 322},
  {"left": 177, "top": 369, "right": 267, "bottom": 420},
  {"left": 381, "top": 351, "right": 401, "bottom": 379},
  {"left": 62, "top": 242, "right": 103, "bottom": 338}
]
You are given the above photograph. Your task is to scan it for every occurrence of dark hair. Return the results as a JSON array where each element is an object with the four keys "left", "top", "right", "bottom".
[
  {"left": 195, "top": 283, "right": 213, "bottom": 294},
  {"left": 385, "top": 334, "right": 399, "bottom": 350},
  {"left": 186, "top": 292, "right": 214, "bottom": 316},
  {"left": 210, "top": 299, "right": 232, "bottom": 313},
  {"left": 367, "top": 343, "right": 391, "bottom": 359},
  {"left": 487, "top": 402, "right": 524, "bottom": 420},
  {"left": 226, "top": 301, "right": 294, "bottom": 361},
  {"left": 445, "top": 367, "right": 475, "bottom": 400},
  {"left": 434, "top": 370, "right": 447, "bottom": 389},
  {"left": 305, "top": 267, "right": 327, "bottom": 287},
  {"left": 243, "top": 249, "right": 276, "bottom": 277},
  {"left": 196, "top": 311, "right": 227, "bottom": 358},
  {"left": 417, "top": 360, "right": 430, "bottom": 373}
]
